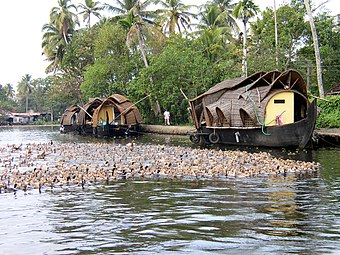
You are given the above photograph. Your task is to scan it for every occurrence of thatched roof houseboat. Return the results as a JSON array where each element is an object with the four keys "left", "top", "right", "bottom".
[
  {"left": 60, "top": 94, "right": 143, "bottom": 137},
  {"left": 92, "top": 94, "right": 143, "bottom": 137},
  {"left": 189, "top": 69, "right": 317, "bottom": 148},
  {"left": 60, "top": 104, "right": 80, "bottom": 133},
  {"left": 74, "top": 98, "right": 103, "bottom": 135}
]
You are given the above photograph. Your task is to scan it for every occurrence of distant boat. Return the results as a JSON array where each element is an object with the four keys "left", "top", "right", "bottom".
[
  {"left": 59, "top": 104, "right": 81, "bottom": 133},
  {"left": 189, "top": 69, "right": 317, "bottom": 149},
  {"left": 91, "top": 94, "right": 143, "bottom": 137},
  {"left": 60, "top": 94, "right": 143, "bottom": 137}
]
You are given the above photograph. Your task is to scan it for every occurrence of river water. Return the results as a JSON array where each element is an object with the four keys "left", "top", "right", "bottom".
[{"left": 0, "top": 126, "right": 339, "bottom": 255}]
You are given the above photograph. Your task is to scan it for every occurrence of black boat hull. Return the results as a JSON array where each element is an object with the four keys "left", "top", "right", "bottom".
[{"left": 95, "top": 124, "right": 140, "bottom": 137}]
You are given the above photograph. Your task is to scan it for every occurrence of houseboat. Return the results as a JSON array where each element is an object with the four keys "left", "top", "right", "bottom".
[
  {"left": 60, "top": 94, "right": 143, "bottom": 137},
  {"left": 189, "top": 70, "right": 317, "bottom": 148},
  {"left": 91, "top": 94, "right": 143, "bottom": 137},
  {"left": 59, "top": 104, "right": 80, "bottom": 133}
]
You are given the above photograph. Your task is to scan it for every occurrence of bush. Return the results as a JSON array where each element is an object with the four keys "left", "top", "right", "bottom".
[{"left": 316, "top": 96, "right": 340, "bottom": 128}]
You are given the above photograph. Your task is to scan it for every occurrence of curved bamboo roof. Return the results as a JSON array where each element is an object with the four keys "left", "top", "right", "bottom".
[
  {"left": 190, "top": 69, "right": 309, "bottom": 128},
  {"left": 75, "top": 98, "right": 103, "bottom": 126},
  {"left": 92, "top": 94, "right": 143, "bottom": 127},
  {"left": 60, "top": 104, "right": 80, "bottom": 126}
]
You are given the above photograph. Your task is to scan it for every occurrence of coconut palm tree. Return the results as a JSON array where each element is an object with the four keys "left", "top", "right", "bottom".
[
  {"left": 50, "top": 0, "right": 79, "bottom": 44},
  {"left": 17, "top": 74, "right": 32, "bottom": 113},
  {"left": 42, "top": 0, "right": 79, "bottom": 73},
  {"left": 233, "top": 0, "right": 259, "bottom": 77},
  {"left": 42, "top": 22, "right": 67, "bottom": 73},
  {"left": 105, "top": 0, "right": 137, "bottom": 15},
  {"left": 115, "top": 0, "right": 162, "bottom": 67},
  {"left": 304, "top": 0, "right": 324, "bottom": 98},
  {"left": 114, "top": 0, "right": 164, "bottom": 115},
  {"left": 196, "top": 4, "right": 234, "bottom": 61},
  {"left": 78, "top": 0, "right": 104, "bottom": 28},
  {"left": 206, "top": 0, "right": 238, "bottom": 33},
  {"left": 3, "top": 83, "right": 15, "bottom": 98},
  {"left": 154, "top": 0, "right": 197, "bottom": 35}
]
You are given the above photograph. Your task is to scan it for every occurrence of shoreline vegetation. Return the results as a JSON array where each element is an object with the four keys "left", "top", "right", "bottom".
[{"left": 1, "top": 1, "right": 339, "bottom": 132}]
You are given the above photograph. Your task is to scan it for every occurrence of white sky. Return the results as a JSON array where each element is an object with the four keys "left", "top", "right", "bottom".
[{"left": 0, "top": 0, "right": 338, "bottom": 89}]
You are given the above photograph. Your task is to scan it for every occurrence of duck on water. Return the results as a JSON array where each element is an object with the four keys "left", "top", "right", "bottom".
[{"left": 0, "top": 141, "right": 319, "bottom": 194}]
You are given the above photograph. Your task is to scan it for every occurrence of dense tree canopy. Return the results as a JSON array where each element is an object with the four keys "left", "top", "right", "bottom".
[{"left": 1, "top": 0, "right": 338, "bottom": 124}]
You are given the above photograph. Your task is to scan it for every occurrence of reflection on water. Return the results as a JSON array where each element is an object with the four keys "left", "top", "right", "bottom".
[{"left": 0, "top": 126, "right": 339, "bottom": 255}]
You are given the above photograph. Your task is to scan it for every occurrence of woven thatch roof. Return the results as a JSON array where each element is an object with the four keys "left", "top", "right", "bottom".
[
  {"left": 75, "top": 98, "right": 103, "bottom": 126},
  {"left": 190, "top": 69, "right": 309, "bottom": 128},
  {"left": 60, "top": 104, "right": 80, "bottom": 126},
  {"left": 92, "top": 94, "right": 143, "bottom": 127}
]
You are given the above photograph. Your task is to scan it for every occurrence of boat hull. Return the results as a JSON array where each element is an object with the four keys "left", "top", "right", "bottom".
[
  {"left": 95, "top": 124, "right": 141, "bottom": 137},
  {"left": 190, "top": 100, "right": 317, "bottom": 149}
]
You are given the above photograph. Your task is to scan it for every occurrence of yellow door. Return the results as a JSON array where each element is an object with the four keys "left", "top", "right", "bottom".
[{"left": 265, "top": 92, "right": 294, "bottom": 126}]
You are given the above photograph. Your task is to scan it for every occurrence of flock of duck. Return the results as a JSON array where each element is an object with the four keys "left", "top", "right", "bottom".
[{"left": 0, "top": 141, "right": 319, "bottom": 194}]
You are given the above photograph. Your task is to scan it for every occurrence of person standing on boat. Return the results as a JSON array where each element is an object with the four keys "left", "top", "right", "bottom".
[{"left": 164, "top": 110, "right": 170, "bottom": 125}]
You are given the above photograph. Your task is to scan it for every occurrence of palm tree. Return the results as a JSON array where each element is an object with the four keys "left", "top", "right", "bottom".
[
  {"left": 105, "top": 0, "right": 138, "bottom": 15},
  {"left": 154, "top": 0, "right": 197, "bottom": 35},
  {"left": 78, "top": 0, "right": 104, "bottom": 28},
  {"left": 42, "top": 22, "right": 67, "bottom": 73},
  {"left": 114, "top": 0, "right": 164, "bottom": 115},
  {"left": 17, "top": 74, "right": 32, "bottom": 113},
  {"left": 115, "top": 0, "right": 163, "bottom": 67},
  {"left": 206, "top": 0, "right": 238, "bottom": 33},
  {"left": 3, "top": 83, "right": 15, "bottom": 98},
  {"left": 304, "top": 0, "right": 324, "bottom": 98},
  {"left": 50, "top": 0, "right": 79, "bottom": 44},
  {"left": 233, "top": 0, "right": 259, "bottom": 77},
  {"left": 42, "top": 0, "right": 79, "bottom": 73},
  {"left": 196, "top": 4, "right": 234, "bottom": 61}
]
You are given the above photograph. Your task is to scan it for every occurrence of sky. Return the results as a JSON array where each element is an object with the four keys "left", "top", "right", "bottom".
[{"left": 0, "top": 0, "right": 339, "bottom": 90}]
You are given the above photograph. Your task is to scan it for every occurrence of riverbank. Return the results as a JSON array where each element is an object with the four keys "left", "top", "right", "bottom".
[
  {"left": 314, "top": 128, "right": 340, "bottom": 147},
  {"left": 139, "top": 124, "right": 195, "bottom": 135}
]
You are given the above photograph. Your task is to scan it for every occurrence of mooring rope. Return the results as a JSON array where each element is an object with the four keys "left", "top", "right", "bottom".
[{"left": 245, "top": 85, "right": 271, "bottom": 136}]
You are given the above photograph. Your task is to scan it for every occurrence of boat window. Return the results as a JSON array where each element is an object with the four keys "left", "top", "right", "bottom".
[
  {"left": 205, "top": 107, "right": 214, "bottom": 127},
  {"left": 216, "top": 107, "right": 229, "bottom": 127},
  {"left": 274, "top": 99, "right": 285, "bottom": 104},
  {"left": 240, "top": 109, "right": 255, "bottom": 127}
]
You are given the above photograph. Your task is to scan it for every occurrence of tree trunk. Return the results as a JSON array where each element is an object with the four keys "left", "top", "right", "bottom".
[
  {"left": 135, "top": 7, "right": 161, "bottom": 116},
  {"left": 304, "top": 0, "right": 325, "bottom": 98},
  {"left": 25, "top": 95, "right": 29, "bottom": 113},
  {"left": 306, "top": 59, "right": 311, "bottom": 92},
  {"left": 242, "top": 20, "right": 248, "bottom": 77},
  {"left": 274, "top": 0, "right": 279, "bottom": 68},
  {"left": 51, "top": 107, "right": 54, "bottom": 122}
]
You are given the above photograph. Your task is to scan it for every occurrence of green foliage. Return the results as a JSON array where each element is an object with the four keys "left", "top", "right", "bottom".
[
  {"left": 316, "top": 96, "right": 340, "bottom": 128},
  {"left": 9, "top": 0, "right": 337, "bottom": 128},
  {"left": 130, "top": 35, "right": 237, "bottom": 124},
  {"left": 249, "top": 4, "right": 306, "bottom": 72},
  {"left": 0, "top": 85, "right": 16, "bottom": 111},
  {"left": 81, "top": 22, "right": 137, "bottom": 99},
  {"left": 299, "top": 13, "right": 340, "bottom": 92}
]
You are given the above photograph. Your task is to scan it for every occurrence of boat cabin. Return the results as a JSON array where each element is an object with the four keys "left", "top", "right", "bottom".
[
  {"left": 190, "top": 70, "right": 309, "bottom": 129},
  {"left": 189, "top": 69, "right": 316, "bottom": 148},
  {"left": 92, "top": 94, "right": 143, "bottom": 136},
  {"left": 60, "top": 104, "right": 80, "bottom": 132}
]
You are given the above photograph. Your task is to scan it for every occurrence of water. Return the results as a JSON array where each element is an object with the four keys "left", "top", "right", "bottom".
[{"left": 0, "top": 126, "right": 339, "bottom": 255}]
